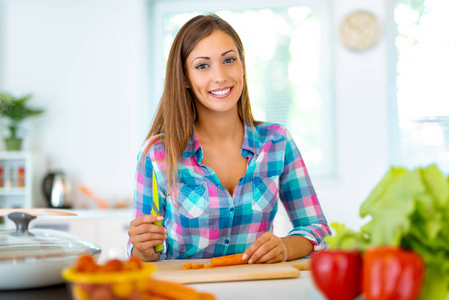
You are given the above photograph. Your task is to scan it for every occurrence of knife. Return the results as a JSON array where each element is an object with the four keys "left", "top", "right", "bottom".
[{"left": 152, "top": 169, "right": 163, "bottom": 253}]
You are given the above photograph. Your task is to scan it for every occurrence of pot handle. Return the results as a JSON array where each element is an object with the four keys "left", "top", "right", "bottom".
[{"left": 7, "top": 212, "right": 36, "bottom": 236}]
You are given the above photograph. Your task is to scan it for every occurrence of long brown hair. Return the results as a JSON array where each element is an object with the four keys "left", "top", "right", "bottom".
[{"left": 143, "top": 14, "right": 255, "bottom": 197}]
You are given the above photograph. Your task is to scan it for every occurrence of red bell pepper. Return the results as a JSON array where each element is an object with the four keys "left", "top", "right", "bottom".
[
  {"left": 311, "top": 249, "right": 362, "bottom": 300},
  {"left": 362, "top": 246, "right": 425, "bottom": 300}
]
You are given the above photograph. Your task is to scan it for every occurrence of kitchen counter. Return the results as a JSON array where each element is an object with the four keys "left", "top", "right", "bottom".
[
  {"left": 191, "top": 271, "right": 325, "bottom": 300},
  {"left": 0, "top": 271, "right": 325, "bottom": 300}
]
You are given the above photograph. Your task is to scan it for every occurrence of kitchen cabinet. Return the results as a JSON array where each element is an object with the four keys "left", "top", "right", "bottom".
[{"left": 0, "top": 151, "right": 44, "bottom": 210}]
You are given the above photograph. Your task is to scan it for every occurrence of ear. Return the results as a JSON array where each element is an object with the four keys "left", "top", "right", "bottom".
[{"left": 185, "top": 81, "right": 191, "bottom": 89}]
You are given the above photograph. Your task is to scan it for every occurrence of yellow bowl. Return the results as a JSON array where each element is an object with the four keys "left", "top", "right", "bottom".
[{"left": 62, "top": 264, "right": 156, "bottom": 300}]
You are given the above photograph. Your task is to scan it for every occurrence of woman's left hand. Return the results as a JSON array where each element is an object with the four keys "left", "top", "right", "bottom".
[{"left": 242, "top": 232, "right": 288, "bottom": 264}]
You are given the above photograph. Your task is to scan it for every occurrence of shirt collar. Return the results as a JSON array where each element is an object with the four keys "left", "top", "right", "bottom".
[
  {"left": 241, "top": 122, "right": 260, "bottom": 156},
  {"left": 182, "top": 122, "right": 260, "bottom": 161},
  {"left": 183, "top": 130, "right": 202, "bottom": 160}
]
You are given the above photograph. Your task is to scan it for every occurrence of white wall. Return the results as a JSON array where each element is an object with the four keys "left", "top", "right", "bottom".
[
  {"left": 1, "top": 0, "right": 392, "bottom": 230},
  {"left": 0, "top": 0, "right": 150, "bottom": 208},
  {"left": 313, "top": 0, "right": 390, "bottom": 230}
]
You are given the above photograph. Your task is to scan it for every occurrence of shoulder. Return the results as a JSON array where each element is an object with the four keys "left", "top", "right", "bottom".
[
  {"left": 253, "top": 122, "right": 292, "bottom": 143},
  {"left": 137, "top": 133, "right": 166, "bottom": 162}
]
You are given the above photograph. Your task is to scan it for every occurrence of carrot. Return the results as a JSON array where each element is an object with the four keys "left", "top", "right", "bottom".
[
  {"left": 191, "top": 263, "right": 204, "bottom": 269},
  {"left": 199, "top": 293, "right": 217, "bottom": 300},
  {"left": 142, "top": 295, "right": 167, "bottom": 300},
  {"left": 182, "top": 263, "right": 205, "bottom": 269},
  {"left": 148, "top": 278, "right": 201, "bottom": 300},
  {"left": 210, "top": 253, "right": 248, "bottom": 267},
  {"left": 141, "top": 278, "right": 217, "bottom": 300}
]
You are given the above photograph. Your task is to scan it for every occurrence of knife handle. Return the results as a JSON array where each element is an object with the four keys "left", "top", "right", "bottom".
[
  {"left": 152, "top": 170, "right": 163, "bottom": 253},
  {"left": 154, "top": 220, "right": 163, "bottom": 253}
]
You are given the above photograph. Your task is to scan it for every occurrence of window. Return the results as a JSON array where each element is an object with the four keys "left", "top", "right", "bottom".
[
  {"left": 392, "top": 0, "right": 449, "bottom": 172},
  {"left": 151, "top": 0, "right": 334, "bottom": 178}
]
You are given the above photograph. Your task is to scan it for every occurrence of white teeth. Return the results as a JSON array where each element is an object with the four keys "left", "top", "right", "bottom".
[{"left": 210, "top": 88, "right": 231, "bottom": 96}]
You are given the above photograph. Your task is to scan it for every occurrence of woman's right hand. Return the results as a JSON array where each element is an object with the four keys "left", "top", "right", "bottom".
[{"left": 128, "top": 214, "right": 167, "bottom": 262}]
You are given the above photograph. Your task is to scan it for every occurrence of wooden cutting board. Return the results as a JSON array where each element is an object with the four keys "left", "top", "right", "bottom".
[{"left": 150, "top": 258, "right": 310, "bottom": 284}]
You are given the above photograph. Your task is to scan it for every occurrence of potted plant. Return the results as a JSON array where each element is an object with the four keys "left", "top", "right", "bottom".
[{"left": 0, "top": 92, "right": 44, "bottom": 151}]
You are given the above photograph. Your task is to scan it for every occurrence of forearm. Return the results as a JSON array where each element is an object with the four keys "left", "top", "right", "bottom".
[{"left": 281, "top": 235, "right": 314, "bottom": 260}]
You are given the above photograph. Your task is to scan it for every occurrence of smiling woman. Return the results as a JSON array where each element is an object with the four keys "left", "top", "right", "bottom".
[
  {"left": 153, "top": 1, "right": 334, "bottom": 180},
  {"left": 127, "top": 14, "right": 330, "bottom": 264}
]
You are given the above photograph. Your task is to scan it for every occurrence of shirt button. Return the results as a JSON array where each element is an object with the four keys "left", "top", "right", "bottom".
[
  {"left": 225, "top": 239, "right": 230, "bottom": 244},
  {"left": 229, "top": 207, "right": 234, "bottom": 213}
]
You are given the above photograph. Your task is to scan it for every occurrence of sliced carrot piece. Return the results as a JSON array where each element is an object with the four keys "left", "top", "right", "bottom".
[
  {"left": 210, "top": 253, "right": 248, "bottom": 267},
  {"left": 191, "top": 263, "right": 204, "bottom": 269}
]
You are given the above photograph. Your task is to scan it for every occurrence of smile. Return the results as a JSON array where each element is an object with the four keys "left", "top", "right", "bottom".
[{"left": 209, "top": 87, "right": 232, "bottom": 96}]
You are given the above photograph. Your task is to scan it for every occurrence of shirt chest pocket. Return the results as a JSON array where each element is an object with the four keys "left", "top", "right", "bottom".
[
  {"left": 177, "top": 182, "right": 210, "bottom": 218},
  {"left": 252, "top": 176, "right": 279, "bottom": 213}
]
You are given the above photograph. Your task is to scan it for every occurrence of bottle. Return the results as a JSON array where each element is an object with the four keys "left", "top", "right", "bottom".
[
  {"left": 3, "top": 165, "right": 12, "bottom": 188},
  {"left": 17, "top": 166, "right": 25, "bottom": 188}
]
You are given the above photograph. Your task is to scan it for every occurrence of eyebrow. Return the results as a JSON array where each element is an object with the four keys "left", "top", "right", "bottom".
[{"left": 191, "top": 50, "right": 237, "bottom": 65}]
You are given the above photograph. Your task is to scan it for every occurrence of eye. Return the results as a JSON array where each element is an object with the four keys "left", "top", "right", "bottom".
[
  {"left": 224, "top": 57, "right": 236, "bottom": 64},
  {"left": 195, "top": 63, "right": 209, "bottom": 70}
]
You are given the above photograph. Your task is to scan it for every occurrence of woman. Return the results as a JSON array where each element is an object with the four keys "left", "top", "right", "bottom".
[{"left": 128, "top": 14, "right": 330, "bottom": 263}]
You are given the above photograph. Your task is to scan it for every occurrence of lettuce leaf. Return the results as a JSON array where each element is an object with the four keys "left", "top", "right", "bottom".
[
  {"left": 325, "top": 222, "right": 368, "bottom": 250},
  {"left": 360, "top": 167, "right": 424, "bottom": 246},
  {"left": 329, "top": 164, "right": 449, "bottom": 299}
]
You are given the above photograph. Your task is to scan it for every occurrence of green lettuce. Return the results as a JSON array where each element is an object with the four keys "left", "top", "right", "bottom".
[
  {"left": 325, "top": 222, "right": 368, "bottom": 251},
  {"left": 326, "top": 164, "right": 449, "bottom": 300}
]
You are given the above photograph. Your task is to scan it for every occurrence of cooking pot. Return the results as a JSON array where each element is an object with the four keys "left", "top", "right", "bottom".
[
  {"left": 0, "top": 209, "right": 101, "bottom": 290},
  {"left": 42, "top": 172, "right": 71, "bottom": 208}
]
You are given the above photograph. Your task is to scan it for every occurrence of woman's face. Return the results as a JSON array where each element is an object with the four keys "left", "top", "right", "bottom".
[{"left": 185, "top": 30, "right": 245, "bottom": 117}]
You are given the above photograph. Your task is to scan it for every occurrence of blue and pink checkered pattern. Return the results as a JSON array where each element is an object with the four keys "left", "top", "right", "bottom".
[{"left": 128, "top": 122, "right": 330, "bottom": 259}]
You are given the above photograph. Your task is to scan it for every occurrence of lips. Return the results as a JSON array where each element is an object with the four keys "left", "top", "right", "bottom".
[{"left": 209, "top": 87, "right": 233, "bottom": 97}]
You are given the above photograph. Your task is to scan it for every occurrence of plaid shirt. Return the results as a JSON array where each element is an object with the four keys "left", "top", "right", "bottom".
[{"left": 128, "top": 122, "right": 330, "bottom": 259}]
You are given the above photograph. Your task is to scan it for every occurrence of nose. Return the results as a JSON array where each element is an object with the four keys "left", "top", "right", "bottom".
[{"left": 212, "top": 64, "right": 227, "bottom": 84}]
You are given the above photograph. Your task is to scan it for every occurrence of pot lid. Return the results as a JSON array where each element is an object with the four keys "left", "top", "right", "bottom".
[{"left": 0, "top": 212, "right": 101, "bottom": 262}]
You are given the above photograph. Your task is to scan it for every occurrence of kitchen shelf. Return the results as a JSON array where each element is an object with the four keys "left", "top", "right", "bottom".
[
  {"left": 0, "top": 151, "right": 29, "bottom": 160},
  {"left": 0, "top": 187, "right": 27, "bottom": 196},
  {"left": 0, "top": 151, "right": 40, "bottom": 209}
]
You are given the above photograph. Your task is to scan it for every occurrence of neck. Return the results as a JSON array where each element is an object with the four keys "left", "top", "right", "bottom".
[{"left": 195, "top": 110, "right": 244, "bottom": 144}]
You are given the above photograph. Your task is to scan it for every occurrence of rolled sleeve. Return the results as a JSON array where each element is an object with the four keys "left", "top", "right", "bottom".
[{"left": 279, "top": 129, "right": 330, "bottom": 251}]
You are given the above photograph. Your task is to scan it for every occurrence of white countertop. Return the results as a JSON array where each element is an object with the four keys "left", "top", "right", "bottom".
[
  {"left": 58, "top": 208, "right": 134, "bottom": 219},
  {"left": 0, "top": 208, "right": 134, "bottom": 229},
  {"left": 190, "top": 271, "right": 325, "bottom": 300}
]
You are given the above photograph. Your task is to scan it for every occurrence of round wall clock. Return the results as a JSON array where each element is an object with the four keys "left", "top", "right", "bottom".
[{"left": 339, "top": 10, "right": 382, "bottom": 51}]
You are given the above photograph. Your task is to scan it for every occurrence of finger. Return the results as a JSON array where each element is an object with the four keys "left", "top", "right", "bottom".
[
  {"left": 131, "top": 214, "right": 164, "bottom": 226},
  {"left": 135, "top": 240, "right": 165, "bottom": 253},
  {"left": 249, "top": 240, "right": 277, "bottom": 264},
  {"left": 129, "top": 222, "right": 167, "bottom": 236},
  {"left": 131, "top": 232, "right": 167, "bottom": 244},
  {"left": 264, "top": 254, "right": 285, "bottom": 264},
  {"left": 256, "top": 245, "right": 285, "bottom": 263},
  {"left": 243, "top": 232, "right": 271, "bottom": 261}
]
